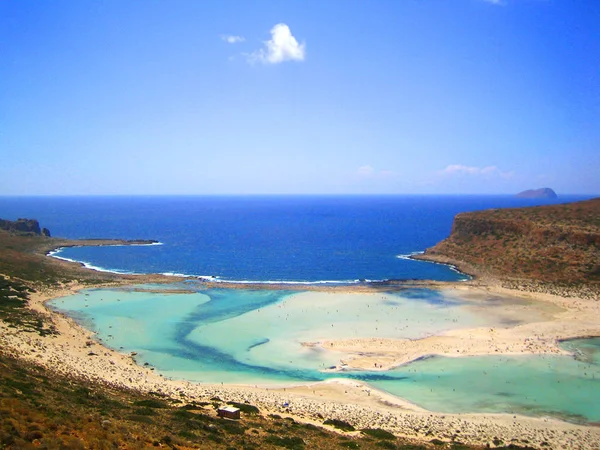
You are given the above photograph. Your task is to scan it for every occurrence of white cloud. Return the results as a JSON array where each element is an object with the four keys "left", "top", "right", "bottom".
[
  {"left": 221, "top": 35, "right": 245, "bottom": 44},
  {"left": 439, "top": 164, "right": 513, "bottom": 179},
  {"left": 357, "top": 165, "right": 395, "bottom": 179},
  {"left": 247, "top": 23, "right": 305, "bottom": 64},
  {"left": 441, "top": 164, "right": 482, "bottom": 175},
  {"left": 358, "top": 165, "right": 375, "bottom": 176}
]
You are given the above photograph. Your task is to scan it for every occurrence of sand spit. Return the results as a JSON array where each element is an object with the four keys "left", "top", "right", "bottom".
[
  {"left": 1, "top": 280, "right": 599, "bottom": 449},
  {"left": 318, "top": 284, "right": 600, "bottom": 371}
]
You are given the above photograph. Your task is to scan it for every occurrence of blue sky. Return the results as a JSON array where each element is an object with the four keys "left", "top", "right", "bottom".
[{"left": 1, "top": 0, "right": 599, "bottom": 195}]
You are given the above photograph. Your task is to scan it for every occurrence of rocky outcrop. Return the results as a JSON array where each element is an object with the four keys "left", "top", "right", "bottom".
[
  {"left": 516, "top": 188, "right": 557, "bottom": 199},
  {"left": 418, "top": 198, "right": 600, "bottom": 292},
  {"left": 0, "top": 218, "right": 49, "bottom": 236}
]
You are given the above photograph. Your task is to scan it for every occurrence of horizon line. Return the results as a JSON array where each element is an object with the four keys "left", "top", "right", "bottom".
[{"left": 0, "top": 192, "right": 597, "bottom": 198}]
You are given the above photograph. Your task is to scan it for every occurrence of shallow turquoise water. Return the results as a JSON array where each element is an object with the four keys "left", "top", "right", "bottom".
[
  {"left": 49, "top": 286, "right": 600, "bottom": 423},
  {"left": 369, "top": 350, "right": 600, "bottom": 423}
]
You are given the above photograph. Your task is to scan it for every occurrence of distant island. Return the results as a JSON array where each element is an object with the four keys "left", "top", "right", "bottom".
[{"left": 515, "top": 187, "right": 557, "bottom": 199}]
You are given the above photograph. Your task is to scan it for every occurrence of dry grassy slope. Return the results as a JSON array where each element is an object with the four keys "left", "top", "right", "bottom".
[
  {"left": 0, "top": 230, "right": 106, "bottom": 285},
  {"left": 0, "top": 230, "right": 165, "bottom": 290},
  {"left": 3, "top": 351, "right": 451, "bottom": 450},
  {"left": 424, "top": 198, "right": 600, "bottom": 288}
]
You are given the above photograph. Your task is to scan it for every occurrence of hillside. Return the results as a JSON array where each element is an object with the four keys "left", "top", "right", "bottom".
[
  {"left": 417, "top": 198, "right": 600, "bottom": 296},
  {"left": 3, "top": 343, "right": 448, "bottom": 450}
]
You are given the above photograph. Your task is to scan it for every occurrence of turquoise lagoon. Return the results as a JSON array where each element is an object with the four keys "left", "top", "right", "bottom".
[{"left": 49, "top": 285, "right": 600, "bottom": 423}]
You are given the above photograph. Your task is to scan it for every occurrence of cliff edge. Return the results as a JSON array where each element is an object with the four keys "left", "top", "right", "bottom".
[
  {"left": 417, "top": 197, "right": 600, "bottom": 296},
  {"left": 0, "top": 218, "right": 50, "bottom": 237}
]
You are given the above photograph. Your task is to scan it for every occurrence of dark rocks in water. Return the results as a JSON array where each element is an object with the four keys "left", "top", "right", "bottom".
[
  {"left": 516, "top": 188, "right": 557, "bottom": 199},
  {"left": 83, "top": 238, "right": 159, "bottom": 245},
  {"left": 0, "top": 218, "right": 50, "bottom": 236},
  {"left": 125, "top": 239, "right": 158, "bottom": 245}
]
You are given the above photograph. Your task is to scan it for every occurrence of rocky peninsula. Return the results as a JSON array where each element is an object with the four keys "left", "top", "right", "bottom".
[{"left": 414, "top": 197, "right": 600, "bottom": 298}]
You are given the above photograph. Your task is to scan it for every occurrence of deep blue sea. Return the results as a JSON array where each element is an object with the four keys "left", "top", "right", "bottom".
[{"left": 0, "top": 195, "right": 590, "bottom": 282}]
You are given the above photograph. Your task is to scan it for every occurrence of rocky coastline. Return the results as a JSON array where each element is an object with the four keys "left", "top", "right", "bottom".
[{"left": 413, "top": 197, "right": 600, "bottom": 299}]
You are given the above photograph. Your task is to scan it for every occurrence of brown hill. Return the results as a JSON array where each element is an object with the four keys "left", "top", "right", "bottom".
[{"left": 417, "top": 197, "right": 600, "bottom": 296}]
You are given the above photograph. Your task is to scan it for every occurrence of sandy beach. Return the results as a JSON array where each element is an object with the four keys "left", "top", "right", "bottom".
[
  {"left": 1, "top": 275, "right": 600, "bottom": 449},
  {"left": 318, "top": 284, "right": 600, "bottom": 371}
]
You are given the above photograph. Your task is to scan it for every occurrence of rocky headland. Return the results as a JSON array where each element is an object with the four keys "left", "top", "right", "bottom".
[
  {"left": 0, "top": 218, "right": 51, "bottom": 237},
  {"left": 414, "top": 197, "right": 600, "bottom": 298}
]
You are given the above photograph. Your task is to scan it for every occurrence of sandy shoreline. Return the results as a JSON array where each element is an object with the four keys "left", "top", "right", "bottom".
[{"left": 1, "top": 274, "right": 599, "bottom": 449}]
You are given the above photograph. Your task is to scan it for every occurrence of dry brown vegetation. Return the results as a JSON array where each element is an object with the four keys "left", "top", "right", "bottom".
[
  {"left": 2, "top": 350, "right": 459, "bottom": 450},
  {"left": 420, "top": 198, "right": 600, "bottom": 297},
  {"left": 0, "top": 230, "right": 116, "bottom": 287}
]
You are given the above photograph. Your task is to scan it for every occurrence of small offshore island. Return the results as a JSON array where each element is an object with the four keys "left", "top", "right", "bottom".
[{"left": 1, "top": 199, "right": 600, "bottom": 450}]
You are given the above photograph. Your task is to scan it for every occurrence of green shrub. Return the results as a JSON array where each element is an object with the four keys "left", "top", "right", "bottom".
[
  {"left": 228, "top": 401, "right": 259, "bottom": 415},
  {"left": 127, "top": 414, "right": 154, "bottom": 424},
  {"left": 133, "top": 399, "right": 168, "bottom": 409},
  {"left": 324, "top": 418, "right": 355, "bottom": 432},
  {"left": 264, "top": 435, "right": 305, "bottom": 449},
  {"left": 361, "top": 428, "right": 395, "bottom": 440},
  {"left": 338, "top": 441, "right": 360, "bottom": 449}
]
